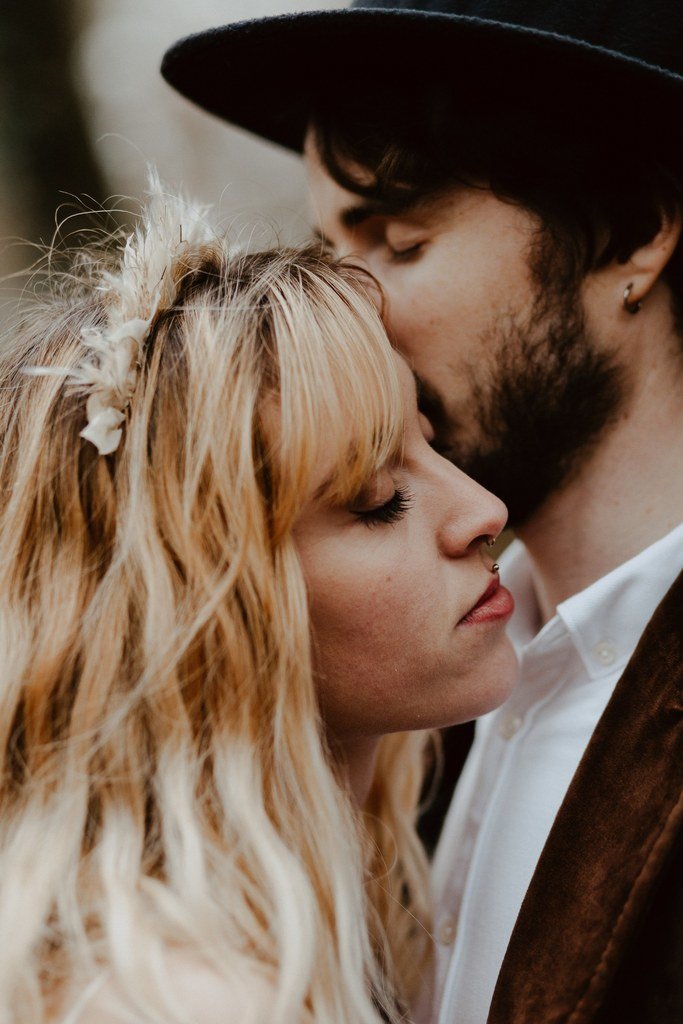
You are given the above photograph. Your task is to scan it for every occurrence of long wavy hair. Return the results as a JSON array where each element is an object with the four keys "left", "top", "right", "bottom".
[{"left": 0, "top": 201, "right": 431, "bottom": 1024}]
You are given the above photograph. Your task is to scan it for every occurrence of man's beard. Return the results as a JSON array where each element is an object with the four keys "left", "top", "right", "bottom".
[{"left": 419, "top": 282, "right": 627, "bottom": 529}]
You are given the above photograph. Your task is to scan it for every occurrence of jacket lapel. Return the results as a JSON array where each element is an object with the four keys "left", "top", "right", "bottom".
[{"left": 488, "top": 569, "right": 683, "bottom": 1024}]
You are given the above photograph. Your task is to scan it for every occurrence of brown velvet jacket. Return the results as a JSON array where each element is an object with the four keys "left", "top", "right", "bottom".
[{"left": 486, "top": 568, "right": 683, "bottom": 1024}]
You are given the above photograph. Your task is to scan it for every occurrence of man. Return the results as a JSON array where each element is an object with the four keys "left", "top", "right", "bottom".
[{"left": 162, "top": 4, "right": 683, "bottom": 1022}]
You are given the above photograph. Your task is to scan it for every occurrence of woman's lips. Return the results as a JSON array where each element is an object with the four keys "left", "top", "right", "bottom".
[{"left": 458, "top": 576, "right": 515, "bottom": 626}]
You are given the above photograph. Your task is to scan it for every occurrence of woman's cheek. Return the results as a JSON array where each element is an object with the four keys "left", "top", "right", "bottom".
[{"left": 316, "top": 560, "right": 432, "bottom": 661}]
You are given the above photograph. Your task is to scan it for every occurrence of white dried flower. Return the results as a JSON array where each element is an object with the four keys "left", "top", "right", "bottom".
[{"left": 36, "top": 169, "right": 214, "bottom": 455}]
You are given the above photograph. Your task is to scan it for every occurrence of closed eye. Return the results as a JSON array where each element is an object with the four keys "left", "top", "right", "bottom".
[
  {"left": 353, "top": 485, "right": 414, "bottom": 527},
  {"left": 387, "top": 241, "right": 424, "bottom": 263}
]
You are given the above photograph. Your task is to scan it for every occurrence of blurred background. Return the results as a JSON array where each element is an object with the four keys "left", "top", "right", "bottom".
[{"left": 0, "top": 0, "right": 343, "bottom": 300}]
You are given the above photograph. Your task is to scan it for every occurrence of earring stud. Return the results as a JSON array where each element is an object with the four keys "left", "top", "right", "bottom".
[{"left": 623, "top": 283, "right": 642, "bottom": 315}]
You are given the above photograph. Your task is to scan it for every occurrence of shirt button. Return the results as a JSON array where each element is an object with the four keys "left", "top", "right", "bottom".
[
  {"left": 592, "top": 641, "right": 618, "bottom": 666},
  {"left": 438, "top": 917, "right": 457, "bottom": 945},
  {"left": 498, "top": 713, "right": 524, "bottom": 740}
]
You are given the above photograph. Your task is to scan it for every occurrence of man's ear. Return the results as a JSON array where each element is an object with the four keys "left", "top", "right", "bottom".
[{"left": 616, "top": 208, "right": 683, "bottom": 307}]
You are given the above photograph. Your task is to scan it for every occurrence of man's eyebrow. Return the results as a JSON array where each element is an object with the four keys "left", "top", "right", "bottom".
[
  {"left": 339, "top": 195, "right": 423, "bottom": 231},
  {"left": 310, "top": 211, "right": 392, "bottom": 249},
  {"left": 311, "top": 194, "right": 441, "bottom": 249},
  {"left": 339, "top": 188, "right": 446, "bottom": 230}
]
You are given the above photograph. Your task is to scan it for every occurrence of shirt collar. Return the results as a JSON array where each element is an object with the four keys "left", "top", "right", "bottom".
[{"left": 500, "top": 522, "right": 683, "bottom": 680}]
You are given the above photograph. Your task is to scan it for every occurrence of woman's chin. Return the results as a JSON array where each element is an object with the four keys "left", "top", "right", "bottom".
[{"left": 433, "top": 634, "right": 520, "bottom": 730}]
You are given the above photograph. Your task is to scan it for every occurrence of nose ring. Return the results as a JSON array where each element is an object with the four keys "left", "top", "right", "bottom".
[
  {"left": 492, "top": 563, "right": 500, "bottom": 573},
  {"left": 486, "top": 536, "right": 497, "bottom": 548}
]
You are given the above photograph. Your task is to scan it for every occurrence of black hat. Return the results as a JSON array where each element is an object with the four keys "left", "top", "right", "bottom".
[{"left": 161, "top": 1, "right": 683, "bottom": 156}]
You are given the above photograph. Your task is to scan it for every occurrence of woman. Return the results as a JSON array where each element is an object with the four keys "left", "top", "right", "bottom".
[{"left": 0, "top": 181, "right": 516, "bottom": 1023}]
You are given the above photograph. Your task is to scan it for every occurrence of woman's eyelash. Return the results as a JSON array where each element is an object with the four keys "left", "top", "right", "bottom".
[{"left": 354, "top": 485, "right": 414, "bottom": 527}]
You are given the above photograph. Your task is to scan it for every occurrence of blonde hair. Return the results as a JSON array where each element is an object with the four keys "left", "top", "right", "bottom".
[{"left": 0, "top": 210, "right": 431, "bottom": 1023}]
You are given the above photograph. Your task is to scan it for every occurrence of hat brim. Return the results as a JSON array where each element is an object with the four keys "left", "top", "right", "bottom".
[{"left": 161, "top": 8, "right": 683, "bottom": 154}]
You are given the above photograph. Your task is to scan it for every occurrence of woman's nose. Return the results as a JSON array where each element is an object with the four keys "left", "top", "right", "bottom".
[{"left": 436, "top": 464, "right": 508, "bottom": 558}]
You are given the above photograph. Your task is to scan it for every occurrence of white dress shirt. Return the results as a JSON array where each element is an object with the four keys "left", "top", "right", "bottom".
[{"left": 430, "top": 521, "right": 683, "bottom": 1024}]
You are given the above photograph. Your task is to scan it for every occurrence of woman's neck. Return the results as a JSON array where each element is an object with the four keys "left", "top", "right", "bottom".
[{"left": 332, "top": 735, "right": 381, "bottom": 807}]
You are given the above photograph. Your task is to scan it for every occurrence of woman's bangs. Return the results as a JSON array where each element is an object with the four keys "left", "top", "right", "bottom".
[
  {"left": 318, "top": 322, "right": 405, "bottom": 507},
  {"left": 274, "top": 271, "right": 406, "bottom": 509}
]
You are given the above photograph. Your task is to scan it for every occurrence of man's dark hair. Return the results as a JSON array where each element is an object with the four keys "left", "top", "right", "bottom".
[{"left": 311, "top": 81, "right": 683, "bottom": 333}]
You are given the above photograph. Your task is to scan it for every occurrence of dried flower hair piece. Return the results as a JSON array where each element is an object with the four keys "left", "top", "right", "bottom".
[{"left": 32, "top": 170, "right": 214, "bottom": 455}]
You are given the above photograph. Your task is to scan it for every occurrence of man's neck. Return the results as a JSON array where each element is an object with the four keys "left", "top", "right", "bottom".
[{"left": 517, "top": 338, "right": 683, "bottom": 624}]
